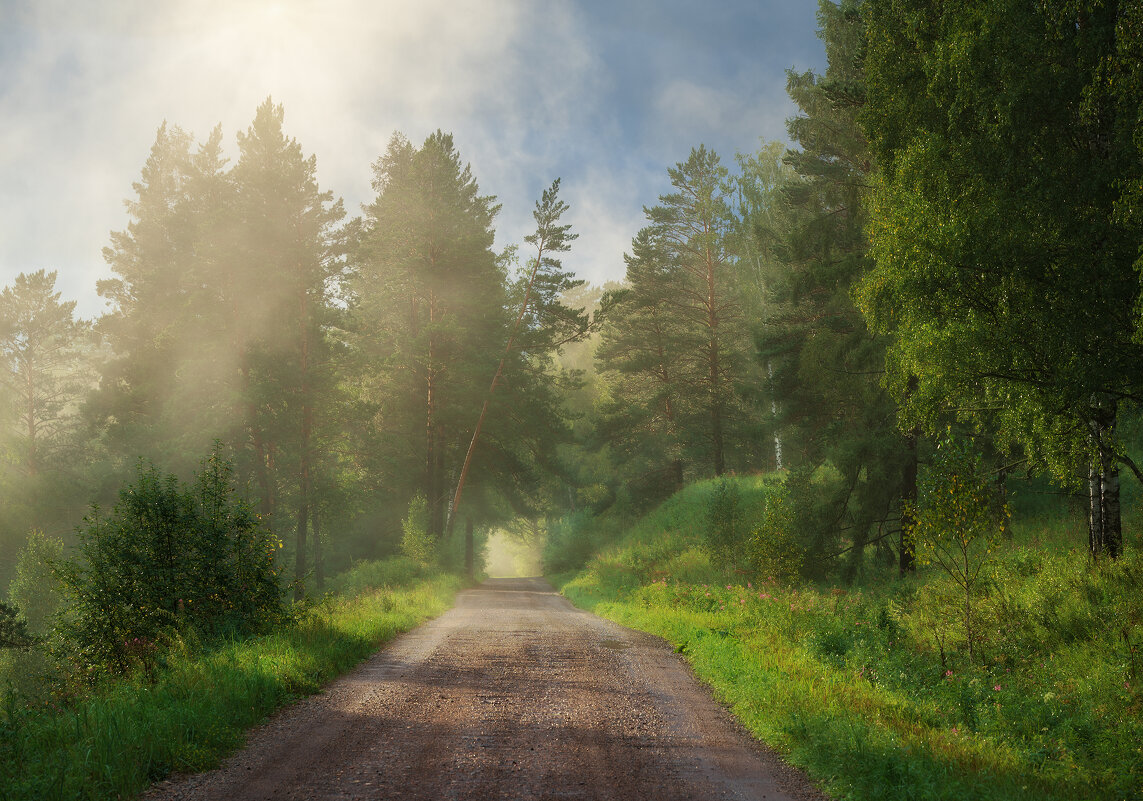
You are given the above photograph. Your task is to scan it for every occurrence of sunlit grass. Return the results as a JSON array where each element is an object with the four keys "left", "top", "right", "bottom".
[
  {"left": 556, "top": 477, "right": 1143, "bottom": 801},
  {"left": 0, "top": 570, "right": 461, "bottom": 801}
]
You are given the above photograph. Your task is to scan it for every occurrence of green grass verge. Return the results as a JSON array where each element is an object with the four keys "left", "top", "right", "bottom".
[
  {"left": 0, "top": 571, "right": 462, "bottom": 801},
  {"left": 555, "top": 478, "right": 1142, "bottom": 801}
]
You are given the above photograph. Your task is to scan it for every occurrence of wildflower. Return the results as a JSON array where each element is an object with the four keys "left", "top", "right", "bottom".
[
  {"left": 993, "top": 685, "right": 1001, "bottom": 692},
  {"left": 747, "top": 582, "right": 753, "bottom": 589},
  {"left": 945, "top": 670, "right": 953, "bottom": 679},
  {"left": 952, "top": 727, "right": 959, "bottom": 735}
]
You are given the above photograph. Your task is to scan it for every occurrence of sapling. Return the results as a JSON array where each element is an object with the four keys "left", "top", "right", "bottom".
[{"left": 911, "top": 430, "right": 1007, "bottom": 662}]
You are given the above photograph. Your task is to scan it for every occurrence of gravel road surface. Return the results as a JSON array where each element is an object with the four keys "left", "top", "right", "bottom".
[{"left": 143, "top": 577, "right": 828, "bottom": 801}]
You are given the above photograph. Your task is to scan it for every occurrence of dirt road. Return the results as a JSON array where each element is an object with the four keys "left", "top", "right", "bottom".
[{"left": 144, "top": 577, "right": 827, "bottom": 801}]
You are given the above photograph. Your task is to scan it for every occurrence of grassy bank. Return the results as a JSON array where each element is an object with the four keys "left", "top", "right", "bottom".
[
  {"left": 0, "top": 563, "right": 461, "bottom": 801},
  {"left": 555, "top": 478, "right": 1142, "bottom": 801}
]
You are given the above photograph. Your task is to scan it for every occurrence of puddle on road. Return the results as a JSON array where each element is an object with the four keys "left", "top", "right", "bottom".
[{"left": 598, "top": 638, "right": 631, "bottom": 651}]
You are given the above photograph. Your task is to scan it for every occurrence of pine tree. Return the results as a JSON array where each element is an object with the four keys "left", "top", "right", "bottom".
[
  {"left": 750, "top": 0, "right": 916, "bottom": 577},
  {"left": 231, "top": 98, "right": 346, "bottom": 596},
  {"left": 0, "top": 270, "right": 93, "bottom": 477},
  {"left": 597, "top": 146, "right": 754, "bottom": 498},
  {"left": 352, "top": 132, "right": 506, "bottom": 541}
]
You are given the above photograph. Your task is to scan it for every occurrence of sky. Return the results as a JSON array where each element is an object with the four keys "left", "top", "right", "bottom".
[{"left": 0, "top": 0, "right": 827, "bottom": 318}]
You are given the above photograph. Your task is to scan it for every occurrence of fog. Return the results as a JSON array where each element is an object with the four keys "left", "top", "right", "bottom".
[
  {"left": 483, "top": 528, "right": 544, "bottom": 578},
  {"left": 0, "top": 0, "right": 826, "bottom": 317}
]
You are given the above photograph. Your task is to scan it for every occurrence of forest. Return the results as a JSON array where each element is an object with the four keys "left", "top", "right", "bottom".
[{"left": 2, "top": 1, "right": 1142, "bottom": 799}]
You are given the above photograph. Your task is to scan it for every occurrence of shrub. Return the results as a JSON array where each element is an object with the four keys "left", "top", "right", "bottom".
[
  {"left": 8, "top": 531, "right": 63, "bottom": 637},
  {"left": 55, "top": 446, "right": 285, "bottom": 677},
  {"left": 399, "top": 493, "right": 436, "bottom": 568},
  {"left": 911, "top": 431, "right": 1008, "bottom": 662},
  {"left": 0, "top": 603, "right": 31, "bottom": 649},
  {"left": 543, "top": 510, "right": 619, "bottom": 575},
  {"left": 705, "top": 478, "right": 745, "bottom": 568},
  {"left": 327, "top": 557, "right": 424, "bottom": 596},
  {"left": 749, "top": 483, "right": 804, "bottom": 581}
]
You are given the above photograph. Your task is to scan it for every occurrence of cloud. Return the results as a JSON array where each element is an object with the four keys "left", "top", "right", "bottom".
[{"left": 0, "top": 0, "right": 825, "bottom": 316}]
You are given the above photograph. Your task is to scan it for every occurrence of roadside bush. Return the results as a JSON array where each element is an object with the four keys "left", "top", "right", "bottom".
[
  {"left": 749, "top": 484, "right": 804, "bottom": 581},
  {"left": 327, "top": 557, "right": 424, "bottom": 596},
  {"left": 911, "top": 431, "right": 1007, "bottom": 662},
  {"left": 399, "top": 493, "right": 436, "bottom": 568},
  {"left": 55, "top": 447, "right": 285, "bottom": 678}
]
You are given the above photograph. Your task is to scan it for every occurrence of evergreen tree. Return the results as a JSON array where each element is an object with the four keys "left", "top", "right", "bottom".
[
  {"left": 597, "top": 146, "right": 754, "bottom": 498},
  {"left": 750, "top": 0, "right": 916, "bottom": 577},
  {"left": 596, "top": 229, "right": 688, "bottom": 498},
  {"left": 0, "top": 270, "right": 93, "bottom": 477},
  {"left": 352, "top": 132, "right": 507, "bottom": 541},
  {"left": 0, "top": 271, "right": 96, "bottom": 590},
  {"left": 231, "top": 98, "right": 346, "bottom": 596}
]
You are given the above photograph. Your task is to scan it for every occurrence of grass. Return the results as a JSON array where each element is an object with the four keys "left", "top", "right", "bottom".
[
  {"left": 0, "top": 564, "right": 462, "bottom": 801},
  {"left": 554, "top": 477, "right": 1143, "bottom": 801}
]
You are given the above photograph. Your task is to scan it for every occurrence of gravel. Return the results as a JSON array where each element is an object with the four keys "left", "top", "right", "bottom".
[{"left": 142, "top": 577, "right": 830, "bottom": 801}]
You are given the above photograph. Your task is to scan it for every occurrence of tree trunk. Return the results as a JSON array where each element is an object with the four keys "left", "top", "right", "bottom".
[
  {"left": 768, "top": 361, "right": 782, "bottom": 471},
  {"left": 242, "top": 358, "right": 275, "bottom": 533},
  {"left": 24, "top": 359, "right": 38, "bottom": 476},
  {"left": 295, "top": 288, "right": 312, "bottom": 601},
  {"left": 1089, "top": 458, "right": 1104, "bottom": 558},
  {"left": 294, "top": 481, "right": 308, "bottom": 601},
  {"left": 900, "top": 424, "right": 918, "bottom": 575},
  {"left": 997, "top": 466, "right": 1010, "bottom": 539}
]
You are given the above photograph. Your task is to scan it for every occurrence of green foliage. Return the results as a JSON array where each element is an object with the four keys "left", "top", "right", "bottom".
[
  {"left": 0, "top": 574, "right": 459, "bottom": 801},
  {"left": 399, "top": 493, "right": 436, "bottom": 568},
  {"left": 859, "top": 0, "right": 1143, "bottom": 496},
  {"left": 0, "top": 604, "right": 31, "bottom": 649},
  {"left": 748, "top": 482, "right": 804, "bottom": 582},
  {"left": 556, "top": 488, "right": 1143, "bottom": 801},
  {"left": 596, "top": 145, "right": 757, "bottom": 498},
  {"left": 8, "top": 531, "right": 63, "bottom": 638},
  {"left": 543, "top": 510, "right": 623, "bottom": 576},
  {"left": 704, "top": 478, "right": 744, "bottom": 567},
  {"left": 912, "top": 432, "right": 1008, "bottom": 660},
  {"left": 55, "top": 448, "right": 285, "bottom": 677},
  {"left": 0, "top": 269, "right": 93, "bottom": 477},
  {"left": 749, "top": 2, "right": 913, "bottom": 578},
  {"left": 326, "top": 557, "right": 427, "bottom": 596}
]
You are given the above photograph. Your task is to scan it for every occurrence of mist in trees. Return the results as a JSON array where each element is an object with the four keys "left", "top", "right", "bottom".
[
  {"left": 3, "top": 0, "right": 1142, "bottom": 646},
  {"left": 1, "top": 99, "right": 596, "bottom": 613}
]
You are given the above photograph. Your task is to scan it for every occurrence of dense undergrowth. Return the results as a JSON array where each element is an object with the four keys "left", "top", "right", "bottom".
[
  {"left": 0, "top": 559, "right": 461, "bottom": 801},
  {"left": 554, "top": 476, "right": 1143, "bottom": 801}
]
